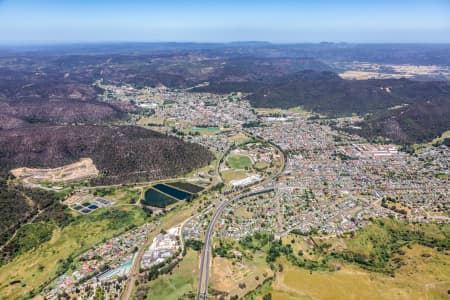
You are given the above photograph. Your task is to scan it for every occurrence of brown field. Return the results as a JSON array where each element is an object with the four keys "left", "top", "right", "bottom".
[{"left": 11, "top": 158, "right": 98, "bottom": 184}]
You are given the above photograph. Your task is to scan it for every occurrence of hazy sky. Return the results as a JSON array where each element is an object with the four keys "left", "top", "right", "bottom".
[{"left": 1, "top": 0, "right": 450, "bottom": 44}]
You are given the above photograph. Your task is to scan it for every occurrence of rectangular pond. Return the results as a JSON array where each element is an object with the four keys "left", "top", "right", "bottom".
[
  {"left": 153, "top": 184, "right": 192, "bottom": 200},
  {"left": 143, "top": 188, "right": 177, "bottom": 208},
  {"left": 166, "top": 182, "right": 204, "bottom": 194}
]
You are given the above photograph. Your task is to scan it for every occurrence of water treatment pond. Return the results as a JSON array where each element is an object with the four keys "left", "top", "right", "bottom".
[
  {"left": 143, "top": 188, "right": 177, "bottom": 208},
  {"left": 153, "top": 184, "right": 192, "bottom": 200}
]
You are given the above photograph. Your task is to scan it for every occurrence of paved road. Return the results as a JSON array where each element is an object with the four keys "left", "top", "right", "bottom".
[
  {"left": 121, "top": 223, "right": 157, "bottom": 300},
  {"left": 196, "top": 132, "right": 286, "bottom": 300},
  {"left": 195, "top": 188, "right": 274, "bottom": 300}
]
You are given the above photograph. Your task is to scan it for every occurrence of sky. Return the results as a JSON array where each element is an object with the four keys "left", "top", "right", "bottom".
[{"left": 0, "top": 0, "right": 450, "bottom": 44}]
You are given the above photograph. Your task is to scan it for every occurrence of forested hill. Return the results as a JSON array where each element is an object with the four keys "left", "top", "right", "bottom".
[
  {"left": 246, "top": 71, "right": 450, "bottom": 116},
  {"left": 355, "top": 96, "right": 450, "bottom": 144},
  {"left": 243, "top": 71, "right": 450, "bottom": 144},
  {"left": 0, "top": 125, "right": 214, "bottom": 185}
]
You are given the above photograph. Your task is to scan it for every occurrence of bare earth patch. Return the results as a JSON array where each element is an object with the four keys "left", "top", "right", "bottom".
[{"left": 11, "top": 158, "right": 99, "bottom": 184}]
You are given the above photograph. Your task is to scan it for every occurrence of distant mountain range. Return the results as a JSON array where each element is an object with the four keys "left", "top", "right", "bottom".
[{"left": 1, "top": 43, "right": 449, "bottom": 145}]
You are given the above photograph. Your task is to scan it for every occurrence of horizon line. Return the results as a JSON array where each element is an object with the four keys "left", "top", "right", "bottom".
[{"left": 2, "top": 40, "right": 450, "bottom": 47}]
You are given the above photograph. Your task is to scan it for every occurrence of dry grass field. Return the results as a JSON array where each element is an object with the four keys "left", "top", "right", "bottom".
[
  {"left": 211, "top": 255, "right": 273, "bottom": 299},
  {"left": 221, "top": 170, "right": 249, "bottom": 182},
  {"left": 271, "top": 244, "right": 450, "bottom": 300}
]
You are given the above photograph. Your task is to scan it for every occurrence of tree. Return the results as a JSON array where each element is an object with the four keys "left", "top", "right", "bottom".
[{"left": 262, "top": 293, "right": 272, "bottom": 300}]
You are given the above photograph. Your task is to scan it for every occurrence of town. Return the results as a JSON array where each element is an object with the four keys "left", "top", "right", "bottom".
[{"left": 38, "top": 84, "right": 449, "bottom": 299}]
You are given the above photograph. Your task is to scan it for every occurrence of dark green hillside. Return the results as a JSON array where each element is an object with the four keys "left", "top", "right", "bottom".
[
  {"left": 246, "top": 71, "right": 450, "bottom": 116},
  {"left": 0, "top": 125, "right": 214, "bottom": 185},
  {"left": 356, "top": 96, "right": 450, "bottom": 144}
]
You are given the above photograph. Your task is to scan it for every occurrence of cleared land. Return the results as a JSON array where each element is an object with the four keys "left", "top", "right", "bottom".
[{"left": 10, "top": 158, "right": 99, "bottom": 184}]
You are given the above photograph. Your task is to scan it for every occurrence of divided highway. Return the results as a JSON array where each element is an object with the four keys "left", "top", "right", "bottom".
[
  {"left": 196, "top": 189, "right": 274, "bottom": 300},
  {"left": 196, "top": 133, "right": 285, "bottom": 300}
]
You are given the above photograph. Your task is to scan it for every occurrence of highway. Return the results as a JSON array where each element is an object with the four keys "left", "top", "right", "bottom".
[
  {"left": 196, "top": 196, "right": 230, "bottom": 300},
  {"left": 196, "top": 133, "right": 286, "bottom": 300},
  {"left": 196, "top": 189, "right": 274, "bottom": 300}
]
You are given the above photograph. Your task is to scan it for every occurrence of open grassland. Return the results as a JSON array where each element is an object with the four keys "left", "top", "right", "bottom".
[
  {"left": 146, "top": 250, "right": 199, "bottom": 300},
  {"left": 234, "top": 206, "right": 254, "bottom": 219},
  {"left": 235, "top": 220, "right": 450, "bottom": 300},
  {"left": 339, "top": 70, "right": 408, "bottom": 80},
  {"left": 221, "top": 170, "right": 249, "bottom": 182},
  {"left": 190, "top": 126, "right": 220, "bottom": 135},
  {"left": 228, "top": 132, "right": 252, "bottom": 144},
  {"left": 270, "top": 291, "right": 312, "bottom": 300},
  {"left": 273, "top": 243, "right": 450, "bottom": 300},
  {"left": 211, "top": 254, "right": 273, "bottom": 299},
  {"left": 5, "top": 222, "right": 56, "bottom": 258},
  {"left": 227, "top": 155, "right": 253, "bottom": 169},
  {"left": 93, "top": 186, "right": 142, "bottom": 205},
  {"left": 340, "top": 219, "right": 449, "bottom": 273},
  {"left": 0, "top": 207, "right": 146, "bottom": 299}
]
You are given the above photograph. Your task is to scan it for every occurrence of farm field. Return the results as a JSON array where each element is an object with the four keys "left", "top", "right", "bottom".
[{"left": 0, "top": 207, "right": 146, "bottom": 299}]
